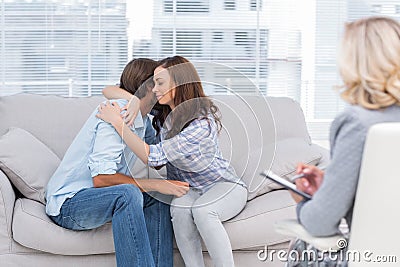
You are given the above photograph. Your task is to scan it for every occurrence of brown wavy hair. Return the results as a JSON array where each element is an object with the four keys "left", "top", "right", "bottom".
[{"left": 152, "top": 56, "right": 222, "bottom": 138}]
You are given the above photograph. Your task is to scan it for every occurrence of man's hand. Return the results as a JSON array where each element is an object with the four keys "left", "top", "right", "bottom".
[
  {"left": 294, "top": 163, "right": 324, "bottom": 196},
  {"left": 93, "top": 174, "right": 189, "bottom": 198}
]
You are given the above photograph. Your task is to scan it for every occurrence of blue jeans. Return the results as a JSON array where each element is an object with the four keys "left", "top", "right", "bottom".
[{"left": 50, "top": 184, "right": 173, "bottom": 267}]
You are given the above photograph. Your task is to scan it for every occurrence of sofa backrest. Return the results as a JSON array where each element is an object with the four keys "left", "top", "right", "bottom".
[
  {"left": 0, "top": 94, "right": 105, "bottom": 159},
  {"left": 211, "top": 95, "right": 311, "bottom": 197},
  {"left": 0, "top": 93, "right": 312, "bottom": 197}
]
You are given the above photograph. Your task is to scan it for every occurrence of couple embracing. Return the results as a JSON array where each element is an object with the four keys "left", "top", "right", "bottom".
[{"left": 45, "top": 56, "right": 248, "bottom": 267}]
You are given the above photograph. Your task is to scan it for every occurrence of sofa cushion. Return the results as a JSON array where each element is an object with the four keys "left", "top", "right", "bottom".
[
  {"left": 0, "top": 128, "right": 60, "bottom": 204},
  {"left": 13, "top": 191, "right": 295, "bottom": 255},
  {"left": 224, "top": 189, "right": 296, "bottom": 249},
  {"left": 173, "top": 190, "right": 296, "bottom": 251},
  {"left": 12, "top": 198, "right": 115, "bottom": 255},
  {"left": 247, "top": 138, "right": 323, "bottom": 200}
]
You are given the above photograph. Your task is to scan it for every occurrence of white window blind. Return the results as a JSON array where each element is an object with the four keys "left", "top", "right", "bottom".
[
  {"left": 134, "top": 0, "right": 301, "bottom": 106},
  {"left": 0, "top": 0, "right": 128, "bottom": 96},
  {"left": 224, "top": 0, "right": 236, "bottom": 11},
  {"left": 308, "top": 0, "right": 400, "bottom": 140},
  {"left": 2, "top": 0, "right": 400, "bottom": 140},
  {"left": 132, "top": 0, "right": 400, "bottom": 141}
]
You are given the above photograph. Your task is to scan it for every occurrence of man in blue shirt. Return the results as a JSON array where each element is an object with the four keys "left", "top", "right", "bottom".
[{"left": 45, "top": 58, "right": 189, "bottom": 267}]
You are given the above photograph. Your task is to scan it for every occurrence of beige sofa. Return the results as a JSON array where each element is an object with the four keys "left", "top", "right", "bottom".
[{"left": 0, "top": 93, "right": 329, "bottom": 267}]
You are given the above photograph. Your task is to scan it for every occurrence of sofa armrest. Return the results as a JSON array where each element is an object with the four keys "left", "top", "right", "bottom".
[
  {"left": 310, "top": 143, "right": 330, "bottom": 170},
  {"left": 274, "top": 219, "right": 345, "bottom": 251},
  {"left": 0, "top": 169, "right": 16, "bottom": 250}
]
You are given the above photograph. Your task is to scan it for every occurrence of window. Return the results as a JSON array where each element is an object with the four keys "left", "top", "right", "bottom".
[
  {"left": 224, "top": 0, "right": 236, "bottom": 11},
  {"left": 212, "top": 32, "right": 224, "bottom": 42},
  {"left": 0, "top": 0, "right": 127, "bottom": 96},
  {"left": 234, "top": 31, "right": 249, "bottom": 46},
  {"left": 371, "top": 4, "right": 382, "bottom": 13},
  {"left": 159, "top": 30, "right": 202, "bottom": 58},
  {"left": 164, "top": 0, "right": 173, "bottom": 12},
  {"left": 160, "top": 31, "right": 174, "bottom": 56},
  {"left": 250, "top": 0, "right": 262, "bottom": 11},
  {"left": 177, "top": 0, "right": 209, "bottom": 13},
  {"left": 176, "top": 31, "right": 203, "bottom": 58},
  {"left": 164, "top": 0, "right": 210, "bottom": 13},
  {"left": 3, "top": 0, "right": 400, "bottom": 142}
]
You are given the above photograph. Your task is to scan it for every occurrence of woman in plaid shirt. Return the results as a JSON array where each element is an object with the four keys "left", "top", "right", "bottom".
[{"left": 99, "top": 55, "right": 248, "bottom": 267}]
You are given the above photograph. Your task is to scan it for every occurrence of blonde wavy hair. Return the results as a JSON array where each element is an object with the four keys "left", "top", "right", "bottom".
[{"left": 339, "top": 16, "right": 400, "bottom": 109}]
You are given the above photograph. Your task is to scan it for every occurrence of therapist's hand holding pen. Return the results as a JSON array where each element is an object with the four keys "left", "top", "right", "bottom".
[{"left": 293, "top": 163, "right": 325, "bottom": 197}]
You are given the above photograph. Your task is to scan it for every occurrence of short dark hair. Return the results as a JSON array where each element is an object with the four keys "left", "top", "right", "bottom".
[{"left": 119, "top": 58, "right": 158, "bottom": 99}]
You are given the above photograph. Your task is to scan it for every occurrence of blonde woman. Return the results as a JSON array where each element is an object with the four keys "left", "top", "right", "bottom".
[{"left": 292, "top": 16, "right": 400, "bottom": 237}]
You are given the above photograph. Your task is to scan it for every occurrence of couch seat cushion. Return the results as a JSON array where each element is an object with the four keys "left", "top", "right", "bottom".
[
  {"left": 247, "top": 138, "right": 323, "bottom": 200},
  {"left": 13, "top": 191, "right": 295, "bottom": 255},
  {"left": 12, "top": 198, "right": 115, "bottom": 255},
  {"left": 224, "top": 190, "right": 296, "bottom": 250}
]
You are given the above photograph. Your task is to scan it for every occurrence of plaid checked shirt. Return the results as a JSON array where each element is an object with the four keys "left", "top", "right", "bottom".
[{"left": 148, "top": 116, "right": 246, "bottom": 192}]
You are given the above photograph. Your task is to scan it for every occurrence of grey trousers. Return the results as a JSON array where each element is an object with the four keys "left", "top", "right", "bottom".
[{"left": 170, "top": 182, "right": 248, "bottom": 267}]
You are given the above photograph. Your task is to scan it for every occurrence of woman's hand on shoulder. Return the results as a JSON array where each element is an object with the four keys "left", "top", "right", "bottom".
[
  {"left": 96, "top": 101, "right": 124, "bottom": 126},
  {"left": 122, "top": 95, "right": 140, "bottom": 127},
  {"left": 101, "top": 85, "right": 140, "bottom": 127}
]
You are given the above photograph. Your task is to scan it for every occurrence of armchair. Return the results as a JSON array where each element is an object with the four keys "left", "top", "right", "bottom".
[{"left": 274, "top": 123, "right": 400, "bottom": 266}]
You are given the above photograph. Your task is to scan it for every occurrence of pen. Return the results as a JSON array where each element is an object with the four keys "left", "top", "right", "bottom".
[
  {"left": 289, "top": 173, "right": 305, "bottom": 182},
  {"left": 290, "top": 167, "right": 326, "bottom": 182}
]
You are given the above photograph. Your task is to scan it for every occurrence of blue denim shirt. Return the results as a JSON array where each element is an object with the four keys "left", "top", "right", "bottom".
[{"left": 45, "top": 99, "right": 156, "bottom": 216}]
